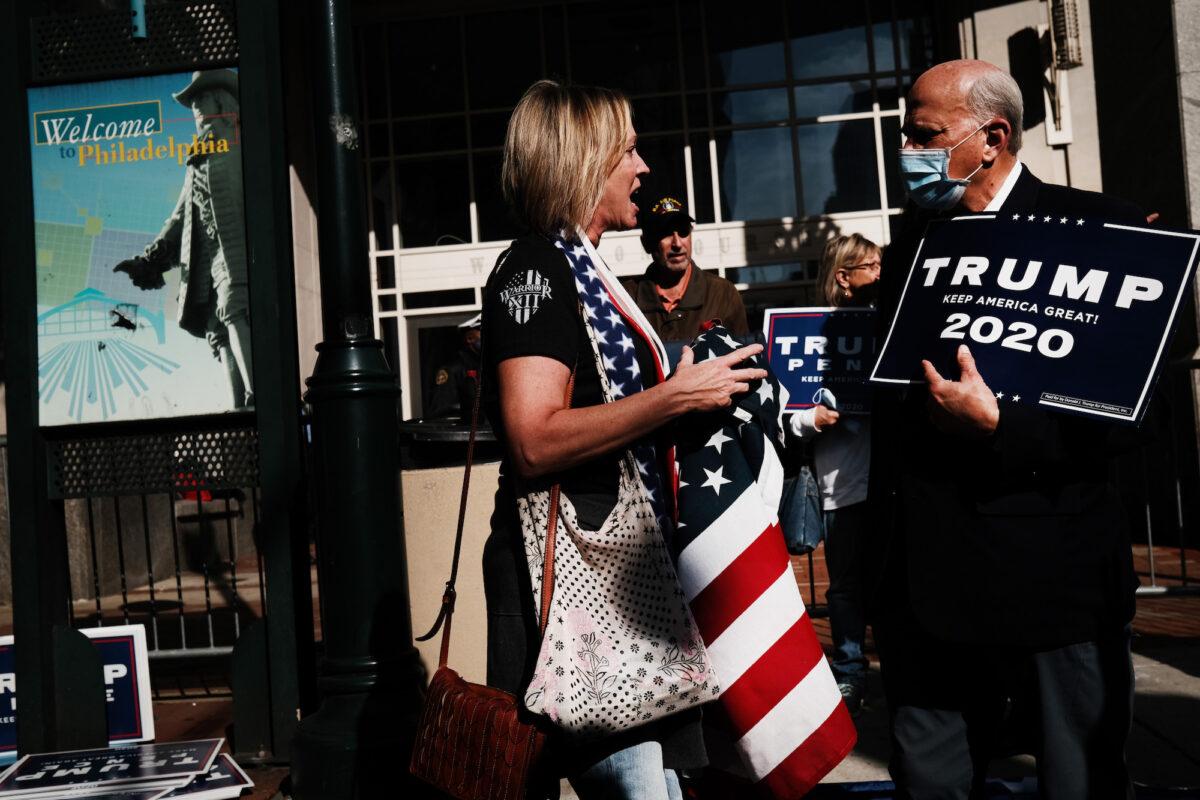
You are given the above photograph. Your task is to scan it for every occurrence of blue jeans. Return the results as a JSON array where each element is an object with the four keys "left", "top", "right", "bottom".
[
  {"left": 823, "top": 502, "right": 870, "bottom": 688},
  {"left": 569, "top": 742, "right": 683, "bottom": 800}
]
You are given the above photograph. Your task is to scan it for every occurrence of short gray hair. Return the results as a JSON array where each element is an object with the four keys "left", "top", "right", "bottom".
[{"left": 965, "top": 69, "right": 1024, "bottom": 154}]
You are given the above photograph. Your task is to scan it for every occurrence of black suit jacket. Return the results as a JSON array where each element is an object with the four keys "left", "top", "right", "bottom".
[{"left": 870, "top": 166, "right": 1142, "bottom": 649}]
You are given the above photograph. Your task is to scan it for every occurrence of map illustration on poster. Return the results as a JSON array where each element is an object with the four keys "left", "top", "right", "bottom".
[{"left": 28, "top": 69, "right": 253, "bottom": 426}]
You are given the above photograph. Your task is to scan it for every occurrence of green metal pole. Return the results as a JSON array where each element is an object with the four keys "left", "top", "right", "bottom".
[{"left": 290, "top": 0, "right": 424, "bottom": 796}]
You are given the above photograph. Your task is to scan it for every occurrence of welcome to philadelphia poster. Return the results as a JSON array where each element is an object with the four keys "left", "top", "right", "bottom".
[{"left": 28, "top": 68, "right": 253, "bottom": 426}]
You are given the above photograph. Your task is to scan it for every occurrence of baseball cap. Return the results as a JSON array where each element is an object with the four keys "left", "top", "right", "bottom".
[{"left": 639, "top": 196, "right": 694, "bottom": 240}]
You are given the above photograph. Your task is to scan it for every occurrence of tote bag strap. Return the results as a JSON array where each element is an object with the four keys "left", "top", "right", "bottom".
[
  {"left": 540, "top": 366, "right": 575, "bottom": 634},
  {"left": 417, "top": 355, "right": 577, "bottom": 666}
]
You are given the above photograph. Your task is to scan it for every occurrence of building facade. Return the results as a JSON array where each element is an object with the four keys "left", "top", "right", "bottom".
[{"left": 331, "top": 0, "right": 1120, "bottom": 419}]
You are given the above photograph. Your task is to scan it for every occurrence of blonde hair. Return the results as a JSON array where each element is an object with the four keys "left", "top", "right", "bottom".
[
  {"left": 819, "top": 233, "right": 880, "bottom": 306},
  {"left": 502, "top": 80, "right": 632, "bottom": 236}
]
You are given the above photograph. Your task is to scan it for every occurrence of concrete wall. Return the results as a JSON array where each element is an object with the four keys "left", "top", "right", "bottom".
[
  {"left": 963, "top": 0, "right": 1104, "bottom": 192},
  {"left": 403, "top": 461, "right": 498, "bottom": 684},
  {"left": 1175, "top": 0, "right": 1200, "bottom": 231}
]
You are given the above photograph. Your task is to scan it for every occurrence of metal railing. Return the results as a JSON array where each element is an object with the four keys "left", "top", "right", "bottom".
[{"left": 0, "top": 428, "right": 282, "bottom": 699}]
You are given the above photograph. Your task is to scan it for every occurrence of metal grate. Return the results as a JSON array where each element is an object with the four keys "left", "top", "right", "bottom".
[
  {"left": 31, "top": 1, "right": 237, "bottom": 83},
  {"left": 49, "top": 427, "right": 259, "bottom": 498}
]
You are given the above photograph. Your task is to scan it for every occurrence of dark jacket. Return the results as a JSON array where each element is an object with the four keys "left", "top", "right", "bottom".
[
  {"left": 870, "top": 166, "right": 1143, "bottom": 649},
  {"left": 623, "top": 262, "right": 749, "bottom": 344}
]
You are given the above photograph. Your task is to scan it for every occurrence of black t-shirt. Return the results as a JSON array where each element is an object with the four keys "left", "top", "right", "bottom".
[
  {"left": 480, "top": 233, "right": 704, "bottom": 769},
  {"left": 482, "top": 232, "right": 661, "bottom": 524}
]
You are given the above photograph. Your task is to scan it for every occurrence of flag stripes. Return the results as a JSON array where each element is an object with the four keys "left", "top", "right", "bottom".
[{"left": 674, "top": 325, "right": 855, "bottom": 798}]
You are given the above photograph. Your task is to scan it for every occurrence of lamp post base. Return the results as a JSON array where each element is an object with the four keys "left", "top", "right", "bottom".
[{"left": 290, "top": 648, "right": 426, "bottom": 798}]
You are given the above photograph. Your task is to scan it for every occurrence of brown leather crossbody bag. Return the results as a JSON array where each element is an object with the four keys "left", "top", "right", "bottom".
[{"left": 409, "top": 365, "right": 574, "bottom": 800}]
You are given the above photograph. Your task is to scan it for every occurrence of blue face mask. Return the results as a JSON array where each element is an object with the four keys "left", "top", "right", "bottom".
[{"left": 897, "top": 123, "right": 987, "bottom": 210}]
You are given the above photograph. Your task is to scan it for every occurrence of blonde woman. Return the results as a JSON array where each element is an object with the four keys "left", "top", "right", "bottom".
[
  {"left": 789, "top": 233, "right": 881, "bottom": 717},
  {"left": 480, "top": 80, "right": 765, "bottom": 799}
]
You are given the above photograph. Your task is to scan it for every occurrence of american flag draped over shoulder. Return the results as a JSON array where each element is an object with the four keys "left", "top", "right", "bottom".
[
  {"left": 673, "top": 324, "right": 857, "bottom": 798},
  {"left": 553, "top": 233, "right": 671, "bottom": 528}
]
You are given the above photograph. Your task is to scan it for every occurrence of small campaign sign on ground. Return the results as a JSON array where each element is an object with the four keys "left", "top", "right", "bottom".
[
  {"left": 0, "top": 739, "right": 221, "bottom": 798},
  {"left": 762, "top": 307, "right": 876, "bottom": 415},
  {"left": 870, "top": 215, "right": 1200, "bottom": 424},
  {"left": 160, "top": 754, "right": 252, "bottom": 800},
  {"left": 0, "top": 625, "right": 154, "bottom": 760}
]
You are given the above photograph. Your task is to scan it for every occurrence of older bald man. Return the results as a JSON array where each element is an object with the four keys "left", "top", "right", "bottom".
[{"left": 868, "top": 60, "right": 1141, "bottom": 799}]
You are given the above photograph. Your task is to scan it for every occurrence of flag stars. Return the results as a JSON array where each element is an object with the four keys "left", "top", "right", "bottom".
[
  {"left": 700, "top": 466, "right": 732, "bottom": 496},
  {"left": 705, "top": 430, "right": 733, "bottom": 454},
  {"left": 617, "top": 333, "right": 634, "bottom": 353},
  {"left": 606, "top": 309, "right": 623, "bottom": 327},
  {"left": 756, "top": 380, "right": 774, "bottom": 406}
]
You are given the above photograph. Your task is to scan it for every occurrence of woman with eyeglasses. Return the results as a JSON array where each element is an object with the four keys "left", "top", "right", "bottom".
[{"left": 789, "top": 232, "right": 882, "bottom": 718}]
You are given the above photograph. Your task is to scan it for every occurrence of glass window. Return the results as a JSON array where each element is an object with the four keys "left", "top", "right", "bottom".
[
  {"left": 685, "top": 93, "right": 709, "bottom": 132},
  {"left": 376, "top": 255, "right": 396, "bottom": 290},
  {"left": 881, "top": 115, "right": 904, "bottom": 209},
  {"left": 872, "top": 22, "right": 897, "bottom": 73},
  {"left": 389, "top": 18, "right": 464, "bottom": 116},
  {"left": 370, "top": 164, "right": 393, "bottom": 251},
  {"left": 368, "top": 123, "right": 389, "bottom": 155},
  {"left": 795, "top": 120, "right": 877, "bottom": 214},
  {"left": 636, "top": 135, "right": 688, "bottom": 215},
  {"left": 787, "top": 6, "right": 870, "bottom": 81},
  {"left": 394, "top": 156, "right": 470, "bottom": 248},
  {"left": 717, "top": 127, "right": 796, "bottom": 221},
  {"left": 792, "top": 81, "right": 873, "bottom": 117},
  {"left": 474, "top": 151, "right": 522, "bottom": 244},
  {"left": 360, "top": 27, "right": 389, "bottom": 121},
  {"left": 689, "top": 134, "right": 716, "bottom": 224},
  {"left": 393, "top": 117, "right": 467, "bottom": 156},
  {"left": 679, "top": 0, "right": 707, "bottom": 91},
  {"left": 705, "top": 0, "right": 786, "bottom": 86},
  {"left": 713, "top": 89, "right": 789, "bottom": 125},
  {"left": 542, "top": 5, "right": 568, "bottom": 79},
  {"left": 466, "top": 10, "right": 542, "bottom": 110},
  {"left": 632, "top": 95, "right": 683, "bottom": 134},
  {"left": 568, "top": 1, "right": 681, "bottom": 94},
  {"left": 894, "top": 2, "right": 935, "bottom": 73},
  {"left": 470, "top": 111, "right": 511, "bottom": 151}
]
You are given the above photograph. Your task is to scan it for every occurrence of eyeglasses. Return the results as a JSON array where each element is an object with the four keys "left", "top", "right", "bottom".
[{"left": 841, "top": 259, "right": 881, "bottom": 273}]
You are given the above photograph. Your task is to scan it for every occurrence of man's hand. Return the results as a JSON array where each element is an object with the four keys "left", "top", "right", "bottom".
[
  {"left": 114, "top": 256, "right": 167, "bottom": 291},
  {"left": 814, "top": 404, "right": 840, "bottom": 430},
  {"left": 921, "top": 344, "right": 999, "bottom": 437}
]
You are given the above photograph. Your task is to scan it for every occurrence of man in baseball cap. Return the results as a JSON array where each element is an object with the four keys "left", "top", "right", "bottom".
[{"left": 623, "top": 196, "right": 748, "bottom": 349}]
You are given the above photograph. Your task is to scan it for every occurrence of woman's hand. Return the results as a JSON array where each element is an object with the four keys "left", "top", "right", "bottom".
[
  {"left": 668, "top": 343, "right": 769, "bottom": 413},
  {"left": 814, "top": 404, "right": 840, "bottom": 429}
]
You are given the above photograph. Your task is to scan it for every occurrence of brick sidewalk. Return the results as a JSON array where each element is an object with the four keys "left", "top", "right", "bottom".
[{"left": 146, "top": 543, "right": 1200, "bottom": 798}]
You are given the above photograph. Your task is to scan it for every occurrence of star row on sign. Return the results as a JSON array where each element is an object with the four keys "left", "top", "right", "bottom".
[
  {"left": 995, "top": 391, "right": 1021, "bottom": 402},
  {"left": 1012, "top": 213, "right": 1085, "bottom": 225}
]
